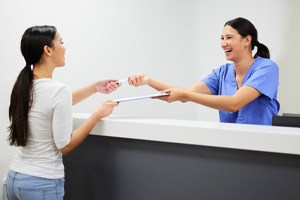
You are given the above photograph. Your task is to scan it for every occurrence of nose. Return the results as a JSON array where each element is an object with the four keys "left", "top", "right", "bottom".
[{"left": 221, "top": 40, "right": 227, "bottom": 48}]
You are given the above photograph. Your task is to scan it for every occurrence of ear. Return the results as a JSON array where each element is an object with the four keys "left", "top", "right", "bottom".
[
  {"left": 244, "top": 35, "right": 252, "bottom": 47},
  {"left": 43, "top": 45, "right": 52, "bottom": 56}
]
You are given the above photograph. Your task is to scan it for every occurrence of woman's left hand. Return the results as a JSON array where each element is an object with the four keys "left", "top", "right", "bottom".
[
  {"left": 155, "top": 88, "right": 186, "bottom": 103},
  {"left": 95, "top": 79, "right": 120, "bottom": 94}
]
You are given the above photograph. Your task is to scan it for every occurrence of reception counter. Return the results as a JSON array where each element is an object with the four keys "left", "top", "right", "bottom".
[{"left": 64, "top": 114, "right": 300, "bottom": 200}]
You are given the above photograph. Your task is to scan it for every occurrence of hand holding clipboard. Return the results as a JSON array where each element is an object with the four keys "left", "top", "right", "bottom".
[{"left": 112, "top": 78, "right": 170, "bottom": 103}]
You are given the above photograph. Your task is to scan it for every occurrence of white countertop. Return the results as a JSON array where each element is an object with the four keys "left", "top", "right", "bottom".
[{"left": 73, "top": 113, "right": 300, "bottom": 155}]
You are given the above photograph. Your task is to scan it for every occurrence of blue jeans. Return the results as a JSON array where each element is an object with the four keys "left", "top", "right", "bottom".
[{"left": 4, "top": 170, "right": 64, "bottom": 200}]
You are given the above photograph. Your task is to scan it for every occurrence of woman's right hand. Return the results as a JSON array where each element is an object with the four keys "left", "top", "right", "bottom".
[
  {"left": 92, "top": 101, "right": 118, "bottom": 121},
  {"left": 128, "top": 74, "right": 149, "bottom": 87}
]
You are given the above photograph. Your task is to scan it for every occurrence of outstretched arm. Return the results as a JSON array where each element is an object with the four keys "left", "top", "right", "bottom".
[
  {"left": 128, "top": 74, "right": 175, "bottom": 91},
  {"left": 72, "top": 80, "right": 119, "bottom": 105},
  {"left": 129, "top": 75, "right": 212, "bottom": 95},
  {"left": 160, "top": 85, "right": 260, "bottom": 112},
  {"left": 60, "top": 101, "right": 118, "bottom": 155},
  {"left": 188, "top": 81, "right": 213, "bottom": 95}
]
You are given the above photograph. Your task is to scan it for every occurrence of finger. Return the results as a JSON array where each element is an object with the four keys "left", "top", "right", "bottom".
[
  {"left": 107, "top": 82, "right": 119, "bottom": 90},
  {"left": 128, "top": 76, "right": 135, "bottom": 85},
  {"left": 106, "top": 100, "right": 119, "bottom": 106},
  {"left": 130, "top": 76, "right": 138, "bottom": 86}
]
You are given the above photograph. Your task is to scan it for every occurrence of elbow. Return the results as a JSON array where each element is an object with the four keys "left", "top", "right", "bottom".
[
  {"left": 61, "top": 150, "right": 70, "bottom": 156},
  {"left": 219, "top": 96, "right": 246, "bottom": 112},
  {"left": 226, "top": 106, "right": 239, "bottom": 112},
  {"left": 224, "top": 102, "right": 242, "bottom": 112},
  {"left": 59, "top": 145, "right": 72, "bottom": 156}
]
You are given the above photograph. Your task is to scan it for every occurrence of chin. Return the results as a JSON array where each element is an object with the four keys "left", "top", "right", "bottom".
[{"left": 225, "top": 56, "right": 233, "bottom": 61}]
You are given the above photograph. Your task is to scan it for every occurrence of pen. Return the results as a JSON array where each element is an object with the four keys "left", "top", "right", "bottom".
[{"left": 115, "top": 78, "right": 128, "bottom": 85}]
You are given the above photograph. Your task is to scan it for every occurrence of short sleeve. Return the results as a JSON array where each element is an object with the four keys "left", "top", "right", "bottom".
[
  {"left": 244, "top": 60, "right": 279, "bottom": 100},
  {"left": 51, "top": 85, "right": 72, "bottom": 149},
  {"left": 202, "top": 68, "right": 221, "bottom": 95}
]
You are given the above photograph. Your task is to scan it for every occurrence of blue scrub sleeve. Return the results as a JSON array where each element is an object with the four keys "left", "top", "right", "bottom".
[
  {"left": 202, "top": 67, "right": 221, "bottom": 95},
  {"left": 244, "top": 63, "right": 279, "bottom": 100}
]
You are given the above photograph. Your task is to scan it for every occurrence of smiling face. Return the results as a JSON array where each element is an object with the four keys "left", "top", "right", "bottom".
[{"left": 221, "top": 25, "right": 251, "bottom": 63}]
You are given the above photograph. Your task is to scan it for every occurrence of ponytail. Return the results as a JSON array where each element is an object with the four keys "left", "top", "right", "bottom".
[
  {"left": 8, "top": 64, "right": 33, "bottom": 146},
  {"left": 253, "top": 41, "right": 270, "bottom": 59},
  {"left": 8, "top": 25, "right": 56, "bottom": 146}
]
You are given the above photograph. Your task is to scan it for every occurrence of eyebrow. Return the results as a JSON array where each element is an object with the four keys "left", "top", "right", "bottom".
[{"left": 221, "top": 34, "right": 235, "bottom": 37}]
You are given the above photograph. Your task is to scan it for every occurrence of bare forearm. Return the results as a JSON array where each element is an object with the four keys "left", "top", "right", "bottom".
[
  {"left": 60, "top": 113, "right": 99, "bottom": 155},
  {"left": 146, "top": 77, "right": 175, "bottom": 91},
  {"left": 184, "top": 91, "right": 238, "bottom": 111},
  {"left": 60, "top": 101, "right": 117, "bottom": 155},
  {"left": 182, "top": 86, "right": 260, "bottom": 112},
  {"left": 72, "top": 83, "right": 96, "bottom": 105}
]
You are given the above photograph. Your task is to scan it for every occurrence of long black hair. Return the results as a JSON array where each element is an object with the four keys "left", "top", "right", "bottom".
[
  {"left": 225, "top": 17, "right": 270, "bottom": 59},
  {"left": 8, "top": 25, "right": 57, "bottom": 146}
]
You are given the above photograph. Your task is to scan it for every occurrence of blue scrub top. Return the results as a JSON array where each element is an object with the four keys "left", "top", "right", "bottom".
[{"left": 202, "top": 56, "right": 280, "bottom": 125}]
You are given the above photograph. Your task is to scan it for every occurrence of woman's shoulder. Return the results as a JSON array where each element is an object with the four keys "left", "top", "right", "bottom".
[
  {"left": 254, "top": 56, "right": 278, "bottom": 68},
  {"left": 50, "top": 79, "right": 69, "bottom": 87},
  {"left": 34, "top": 78, "right": 67, "bottom": 86},
  {"left": 215, "top": 62, "right": 234, "bottom": 74},
  {"left": 34, "top": 79, "right": 71, "bottom": 93}
]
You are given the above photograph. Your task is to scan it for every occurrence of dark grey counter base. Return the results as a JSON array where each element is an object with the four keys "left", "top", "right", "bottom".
[{"left": 64, "top": 135, "right": 300, "bottom": 200}]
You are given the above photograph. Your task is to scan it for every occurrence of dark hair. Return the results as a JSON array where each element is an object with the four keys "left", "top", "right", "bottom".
[
  {"left": 225, "top": 17, "right": 270, "bottom": 59},
  {"left": 8, "top": 25, "right": 57, "bottom": 146}
]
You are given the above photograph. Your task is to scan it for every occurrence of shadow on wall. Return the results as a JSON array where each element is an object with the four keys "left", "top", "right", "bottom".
[{"left": 277, "top": 0, "right": 300, "bottom": 114}]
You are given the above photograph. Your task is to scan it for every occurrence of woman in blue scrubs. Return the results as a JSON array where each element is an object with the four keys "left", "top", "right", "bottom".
[{"left": 128, "top": 17, "right": 280, "bottom": 125}]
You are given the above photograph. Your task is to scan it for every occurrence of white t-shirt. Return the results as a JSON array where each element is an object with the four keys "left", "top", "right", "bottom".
[{"left": 9, "top": 79, "right": 72, "bottom": 179}]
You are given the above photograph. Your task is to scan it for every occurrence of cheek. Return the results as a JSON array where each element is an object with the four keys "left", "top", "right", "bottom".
[
  {"left": 231, "top": 41, "right": 241, "bottom": 49},
  {"left": 60, "top": 47, "right": 66, "bottom": 55}
]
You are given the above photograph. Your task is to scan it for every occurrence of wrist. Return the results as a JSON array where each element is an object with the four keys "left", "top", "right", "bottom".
[
  {"left": 92, "top": 82, "right": 98, "bottom": 93},
  {"left": 144, "top": 76, "right": 151, "bottom": 85},
  {"left": 180, "top": 90, "right": 189, "bottom": 102},
  {"left": 90, "top": 112, "right": 102, "bottom": 123}
]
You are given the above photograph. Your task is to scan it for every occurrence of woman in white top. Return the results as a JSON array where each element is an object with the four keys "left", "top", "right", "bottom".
[{"left": 5, "top": 25, "right": 119, "bottom": 200}]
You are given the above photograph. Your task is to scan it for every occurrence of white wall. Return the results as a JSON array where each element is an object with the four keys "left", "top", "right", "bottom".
[{"left": 1, "top": 0, "right": 299, "bottom": 197}]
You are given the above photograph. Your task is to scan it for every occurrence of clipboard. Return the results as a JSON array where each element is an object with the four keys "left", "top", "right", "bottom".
[{"left": 113, "top": 92, "right": 170, "bottom": 103}]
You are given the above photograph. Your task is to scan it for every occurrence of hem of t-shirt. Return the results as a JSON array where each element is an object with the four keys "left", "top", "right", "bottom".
[
  {"left": 201, "top": 78, "right": 216, "bottom": 95},
  {"left": 9, "top": 166, "right": 65, "bottom": 179},
  {"left": 56, "top": 136, "right": 71, "bottom": 149},
  {"left": 243, "top": 84, "right": 273, "bottom": 100}
]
